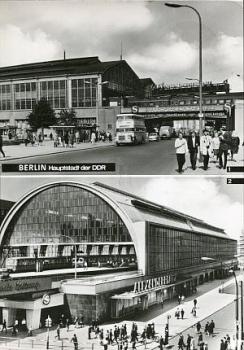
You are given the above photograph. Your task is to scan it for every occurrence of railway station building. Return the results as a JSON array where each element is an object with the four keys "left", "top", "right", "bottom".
[{"left": 0, "top": 181, "right": 237, "bottom": 329}]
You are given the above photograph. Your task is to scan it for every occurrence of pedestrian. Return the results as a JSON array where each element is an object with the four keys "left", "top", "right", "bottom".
[
  {"left": 209, "top": 320, "right": 215, "bottom": 336},
  {"left": 204, "top": 322, "right": 209, "bottom": 336},
  {"left": 230, "top": 131, "right": 240, "bottom": 161},
  {"left": 2, "top": 319, "right": 7, "bottom": 333},
  {"left": 200, "top": 129, "right": 212, "bottom": 170},
  {"left": 178, "top": 334, "right": 185, "bottom": 350},
  {"left": 55, "top": 325, "right": 61, "bottom": 340},
  {"left": 102, "top": 337, "right": 109, "bottom": 350},
  {"left": 198, "top": 332, "right": 203, "bottom": 346},
  {"left": 71, "top": 334, "right": 78, "bottom": 350},
  {"left": 187, "top": 130, "right": 200, "bottom": 170},
  {"left": 175, "top": 307, "right": 180, "bottom": 319},
  {"left": 91, "top": 131, "right": 96, "bottom": 144},
  {"left": 193, "top": 298, "right": 197, "bottom": 308},
  {"left": 88, "top": 325, "right": 92, "bottom": 339},
  {"left": 181, "top": 308, "right": 185, "bottom": 319},
  {"left": 66, "top": 318, "right": 70, "bottom": 331},
  {"left": 186, "top": 334, "right": 191, "bottom": 350},
  {"left": 211, "top": 131, "right": 220, "bottom": 162},
  {"left": 219, "top": 127, "right": 232, "bottom": 169},
  {"left": 220, "top": 339, "right": 226, "bottom": 350},
  {"left": 196, "top": 322, "right": 201, "bottom": 333},
  {"left": 175, "top": 132, "right": 188, "bottom": 173},
  {"left": 159, "top": 335, "right": 164, "bottom": 350},
  {"left": 0, "top": 134, "right": 5, "bottom": 158},
  {"left": 178, "top": 295, "right": 181, "bottom": 305}
]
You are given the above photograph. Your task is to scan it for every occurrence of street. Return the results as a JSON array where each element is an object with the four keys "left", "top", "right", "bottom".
[
  {"left": 1, "top": 139, "right": 240, "bottom": 175},
  {"left": 1, "top": 140, "right": 176, "bottom": 175}
]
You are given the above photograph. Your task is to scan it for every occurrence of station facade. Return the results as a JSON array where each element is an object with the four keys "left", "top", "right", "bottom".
[
  {"left": 0, "top": 56, "right": 141, "bottom": 138},
  {"left": 0, "top": 181, "right": 237, "bottom": 328}
]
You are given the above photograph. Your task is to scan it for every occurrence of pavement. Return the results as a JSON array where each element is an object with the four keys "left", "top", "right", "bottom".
[
  {"left": 0, "top": 140, "right": 115, "bottom": 162},
  {"left": 0, "top": 275, "right": 241, "bottom": 350}
]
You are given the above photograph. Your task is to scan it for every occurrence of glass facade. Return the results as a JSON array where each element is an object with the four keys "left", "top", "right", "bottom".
[
  {"left": 71, "top": 78, "right": 97, "bottom": 108},
  {"left": 147, "top": 223, "right": 236, "bottom": 275},
  {"left": 0, "top": 84, "right": 11, "bottom": 110},
  {"left": 40, "top": 80, "right": 67, "bottom": 108},
  {"left": 14, "top": 82, "right": 37, "bottom": 110},
  {"left": 3, "top": 185, "right": 134, "bottom": 265}
]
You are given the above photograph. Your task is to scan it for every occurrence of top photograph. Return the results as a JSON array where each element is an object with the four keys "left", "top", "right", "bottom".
[{"left": 0, "top": 0, "right": 243, "bottom": 175}]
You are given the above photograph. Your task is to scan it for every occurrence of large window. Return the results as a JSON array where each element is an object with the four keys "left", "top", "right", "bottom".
[
  {"left": 71, "top": 78, "right": 97, "bottom": 108},
  {"left": 40, "top": 80, "right": 67, "bottom": 108},
  {"left": 5, "top": 185, "right": 132, "bottom": 246},
  {"left": 14, "top": 82, "right": 37, "bottom": 110},
  {"left": 0, "top": 84, "right": 11, "bottom": 110},
  {"left": 147, "top": 224, "right": 236, "bottom": 275}
]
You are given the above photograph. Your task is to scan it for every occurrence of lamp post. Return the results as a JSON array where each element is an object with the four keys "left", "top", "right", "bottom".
[
  {"left": 165, "top": 3, "right": 203, "bottom": 137},
  {"left": 84, "top": 80, "right": 109, "bottom": 130},
  {"left": 59, "top": 234, "right": 77, "bottom": 279},
  {"left": 229, "top": 269, "right": 239, "bottom": 350}
]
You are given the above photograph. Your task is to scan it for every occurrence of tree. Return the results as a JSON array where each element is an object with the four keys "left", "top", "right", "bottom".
[
  {"left": 27, "top": 98, "right": 57, "bottom": 132},
  {"left": 58, "top": 109, "right": 77, "bottom": 126}
]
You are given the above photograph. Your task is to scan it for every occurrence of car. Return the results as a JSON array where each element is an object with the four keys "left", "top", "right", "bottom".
[{"left": 148, "top": 133, "right": 160, "bottom": 142}]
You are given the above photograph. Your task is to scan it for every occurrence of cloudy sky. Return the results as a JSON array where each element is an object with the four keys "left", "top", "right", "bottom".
[
  {"left": 0, "top": 0, "right": 243, "bottom": 91},
  {"left": 0, "top": 176, "right": 243, "bottom": 240}
]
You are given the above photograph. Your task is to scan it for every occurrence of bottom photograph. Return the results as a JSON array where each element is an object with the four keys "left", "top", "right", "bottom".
[{"left": 0, "top": 176, "right": 243, "bottom": 350}]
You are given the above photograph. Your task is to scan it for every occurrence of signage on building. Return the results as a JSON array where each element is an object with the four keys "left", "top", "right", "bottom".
[
  {"left": 0, "top": 277, "right": 52, "bottom": 297},
  {"left": 131, "top": 106, "right": 139, "bottom": 114},
  {"left": 133, "top": 275, "right": 176, "bottom": 293},
  {"left": 42, "top": 293, "right": 51, "bottom": 305}
]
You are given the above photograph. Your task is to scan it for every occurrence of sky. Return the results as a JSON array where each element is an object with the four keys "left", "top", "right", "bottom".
[
  {"left": 0, "top": 0, "right": 243, "bottom": 91},
  {"left": 0, "top": 176, "right": 243, "bottom": 240}
]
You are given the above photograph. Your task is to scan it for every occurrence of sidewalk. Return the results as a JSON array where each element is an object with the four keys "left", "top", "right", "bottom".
[
  {"left": 0, "top": 140, "right": 115, "bottom": 162},
  {"left": 0, "top": 276, "right": 240, "bottom": 350},
  {"left": 182, "top": 146, "right": 244, "bottom": 175}
]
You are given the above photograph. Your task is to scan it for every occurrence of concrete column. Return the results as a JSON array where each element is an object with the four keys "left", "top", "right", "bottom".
[
  {"left": 2, "top": 308, "right": 16, "bottom": 327},
  {"left": 26, "top": 309, "right": 41, "bottom": 330},
  {"left": 67, "top": 77, "right": 72, "bottom": 109}
]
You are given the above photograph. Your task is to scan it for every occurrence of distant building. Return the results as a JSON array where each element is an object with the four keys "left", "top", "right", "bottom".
[
  {"left": 238, "top": 228, "right": 244, "bottom": 270},
  {"left": 139, "top": 78, "right": 156, "bottom": 99},
  {"left": 125, "top": 81, "right": 244, "bottom": 134},
  {"left": 0, "top": 199, "right": 15, "bottom": 226}
]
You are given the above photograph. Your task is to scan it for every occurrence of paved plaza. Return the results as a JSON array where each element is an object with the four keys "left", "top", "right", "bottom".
[{"left": 0, "top": 275, "right": 241, "bottom": 350}]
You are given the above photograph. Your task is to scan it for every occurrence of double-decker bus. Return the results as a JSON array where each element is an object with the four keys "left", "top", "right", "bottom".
[{"left": 115, "top": 114, "right": 147, "bottom": 146}]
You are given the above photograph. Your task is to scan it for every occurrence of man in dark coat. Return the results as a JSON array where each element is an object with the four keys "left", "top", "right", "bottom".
[
  {"left": 187, "top": 130, "right": 200, "bottom": 170},
  {"left": 219, "top": 128, "right": 232, "bottom": 169},
  {"left": 0, "top": 134, "right": 5, "bottom": 158}
]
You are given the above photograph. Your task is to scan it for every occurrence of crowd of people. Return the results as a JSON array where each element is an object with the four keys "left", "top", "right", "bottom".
[{"left": 175, "top": 127, "right": 241, "bottom": 173}]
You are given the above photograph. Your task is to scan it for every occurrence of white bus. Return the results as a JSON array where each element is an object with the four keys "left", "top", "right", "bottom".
[{"left": 115, "top": 114, "right": 147, "bottom": 146}]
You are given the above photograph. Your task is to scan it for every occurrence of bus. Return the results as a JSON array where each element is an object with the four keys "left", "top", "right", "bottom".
[{"left": 115, "top": 114, "right": 147, "bottom": 146}]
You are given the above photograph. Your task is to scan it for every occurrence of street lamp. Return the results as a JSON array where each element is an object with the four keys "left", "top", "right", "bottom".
[
  {"left": 84, "top": 80, "right": 109, "bottom": 130},
  {"left": 229, "top": 269, "right": 239, "bottom": 350},
  {"left": 165, "top": 3, "right": 203, "bottom": 137}
]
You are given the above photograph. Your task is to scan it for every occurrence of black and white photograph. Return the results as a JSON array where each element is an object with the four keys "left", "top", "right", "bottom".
[
  {"left": 0, "top": 0, "right": 243, "bottom": 174},
  {"left": 0, "top": 1, "right": 243, "bottom": 350},
  {"left": 0, "top": 175, "right": 243, "bottom": 349}
]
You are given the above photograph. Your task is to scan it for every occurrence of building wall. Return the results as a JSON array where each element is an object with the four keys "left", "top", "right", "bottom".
[{"left": 145, "top": 222, "right": 237, "bottom": 276}]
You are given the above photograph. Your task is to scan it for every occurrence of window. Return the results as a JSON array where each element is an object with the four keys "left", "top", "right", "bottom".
[
  {"left": 40, "top": 80, "right": 67, "bottom": 109},
  {"left": 71, "top": 78, "right": 97, "bottom": 108},
  {"left": 14, "top": 82, "right": 37, "bottom": 110},
  {"left": 0, "top": 84, "right": 12, "bottom": 110}
]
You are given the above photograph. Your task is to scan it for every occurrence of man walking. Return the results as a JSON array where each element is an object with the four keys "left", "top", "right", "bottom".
[
  {"left": 200, "top": 129, "right": 212, "bottom": 170},
  {"left": 219, "top": 127, "right": 231, "bottom": 169},
  {"left": 187, "top": 130, "right": 200, "bottom": 170},
  {"left": 71, "top": 334, "right": 78, "bottom": 350},
  {"left": 0, "top": 134, "right": 5, "bottom": 158},
  {"left": 175, "top": 132, "right": 188, "bottom": 173}
]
